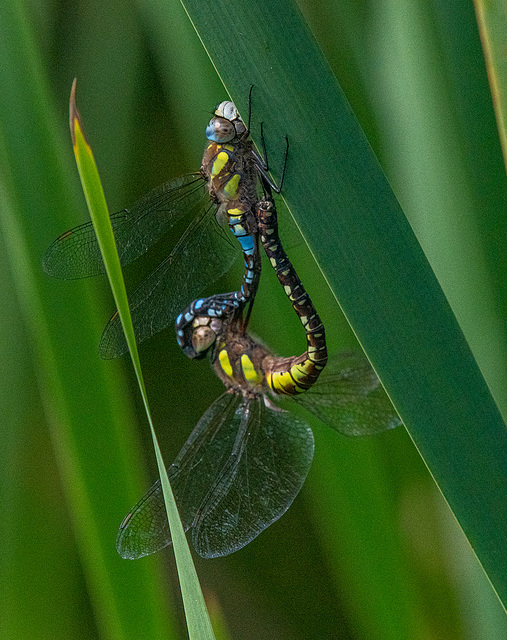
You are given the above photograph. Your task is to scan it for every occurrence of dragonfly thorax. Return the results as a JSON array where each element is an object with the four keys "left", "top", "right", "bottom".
[
  {"left": 189, "top": 316, "right": 269, "bottom": 397},
  {"left": 214, "top": 331, "right": 270, "bottom": 397}
]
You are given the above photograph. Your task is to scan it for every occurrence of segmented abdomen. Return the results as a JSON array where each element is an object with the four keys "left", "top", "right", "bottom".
[{"left": 257, "top": 197, "right": 328, "bottom": 395}]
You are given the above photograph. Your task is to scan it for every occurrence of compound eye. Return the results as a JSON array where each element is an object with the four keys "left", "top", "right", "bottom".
[
  {"left": 215, "top": 101, "right": 239, "bottom": 121},
  {"left": 192, "top": 326, "right": 217, "bottom": 354},
  {"left": 206, "top": 117, "right": 235, "bottom": 143}
]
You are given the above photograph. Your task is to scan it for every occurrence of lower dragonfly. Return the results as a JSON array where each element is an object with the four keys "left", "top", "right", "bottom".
[
  {"left": 43, "top": 98, "right": 279, "bottom": 358},
  {"left": 116, "top": 194, "right": 400, "bottom": 559}
]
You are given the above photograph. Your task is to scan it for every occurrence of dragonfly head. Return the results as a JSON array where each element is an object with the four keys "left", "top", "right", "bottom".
[
  {"left": 188, "top": 316, "right": 223, "bottom": 359},
  {"left": 206, "top": 101, "right": 246, "bottom": 143}
]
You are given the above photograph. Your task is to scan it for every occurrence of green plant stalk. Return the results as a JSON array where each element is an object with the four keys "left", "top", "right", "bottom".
[
  {"left": 70, "top": 80, "right": 215, "bottom": 640},
  {"left": 180, "top": 0, "right": 507, "bottom": 608}
]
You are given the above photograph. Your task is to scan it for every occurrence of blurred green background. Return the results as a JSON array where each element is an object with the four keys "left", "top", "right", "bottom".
[{"left": 1, "top": 0, "right": 507, "bottom": 638}]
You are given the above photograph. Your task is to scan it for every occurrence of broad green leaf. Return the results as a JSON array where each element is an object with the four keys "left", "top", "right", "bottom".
[{"left": 180, "top": 0, "right": 507, "bottom": 611}]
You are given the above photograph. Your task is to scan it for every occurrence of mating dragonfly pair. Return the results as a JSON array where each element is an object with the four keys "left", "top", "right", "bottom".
[{"left": 44, "top": 99, "right": 400, "bottom": 558}]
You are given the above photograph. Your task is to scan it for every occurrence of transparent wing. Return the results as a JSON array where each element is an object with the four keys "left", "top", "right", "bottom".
[
  {"left": 42, "top": 174, "right": 206, "bottom": 278},
  {"left": 98, "top": 205, "right": 238, "bottom": 358},
  {"left": 192, "top": 396, "right": 314, "bottom": 559},
  {"left": 291, "top": 351, "right": 401, "bottom": 436},
  {"left": 116, "top": 393, "right": 243, "bottom": 559},
  {"left": 116, "top": 392, "right": 315, "bottom": 559}
]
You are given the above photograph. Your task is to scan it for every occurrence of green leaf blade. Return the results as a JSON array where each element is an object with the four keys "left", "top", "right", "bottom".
[{"left": 181, "top": 0, "right": 507, "bottom": 610}]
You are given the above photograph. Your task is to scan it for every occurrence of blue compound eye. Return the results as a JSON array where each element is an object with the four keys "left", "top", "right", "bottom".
[{"left": 206, "top": 116, "right": 236, "bottom": 142}]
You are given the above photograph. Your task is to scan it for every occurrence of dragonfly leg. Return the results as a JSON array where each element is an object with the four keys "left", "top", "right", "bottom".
[{"left": 254, "top": 129, "right": 289, "bottom": 194}]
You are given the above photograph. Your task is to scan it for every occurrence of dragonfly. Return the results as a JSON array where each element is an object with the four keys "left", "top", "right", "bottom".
[
  {"left": 43, "top": 99, "right": 278, "bottom": 359},
  {"left": 117, "top": 194, "right": 400, "bottom": 559}
]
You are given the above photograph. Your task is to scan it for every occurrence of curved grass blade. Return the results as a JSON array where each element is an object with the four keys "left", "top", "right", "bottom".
[
  {"left": 70, "top": 79, "right": 215, "bottom": 640},
  {"left": 179, "top": 0, "right": 507, "bottom": 610},
  {"left": 367, "top": 1, "right": 507, "bottom": 631}
]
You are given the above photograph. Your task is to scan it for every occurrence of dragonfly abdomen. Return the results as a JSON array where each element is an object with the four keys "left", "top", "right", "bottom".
[
  {"left": 258, "top": 196, "right": 328, "bottom": 395},
  {"left": 227, "top": 206, "right": 260, "bottom": 303}
]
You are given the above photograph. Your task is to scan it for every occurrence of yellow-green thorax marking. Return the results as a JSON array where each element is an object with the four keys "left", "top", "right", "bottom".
[{"left": 212, "top": 326, "right": 270, "bottom": 395}]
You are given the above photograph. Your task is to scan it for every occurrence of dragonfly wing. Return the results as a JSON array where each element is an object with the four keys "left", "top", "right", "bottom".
[
  {"left": 116, "top": 478, "right": 168, "bottom": 560},
  {"left": 292, "top": 351, "right": 401, "bottom": 436},
  {"left": 116, "top": 393, "right": 243, "bottom": 559},
  {"left": 42, "top": 174, "right": 205, "bottom": 279},
  {"left": 192, "top": 397, "right": 315, "bottom": 558},
  {"left": 98, "top": 205, "right": 238, "bottom": 358}
]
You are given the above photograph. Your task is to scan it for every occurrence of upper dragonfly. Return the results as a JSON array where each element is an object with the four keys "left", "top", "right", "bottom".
[{"left": 43, "top": 100, "right": 274, "bottom": 358}]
